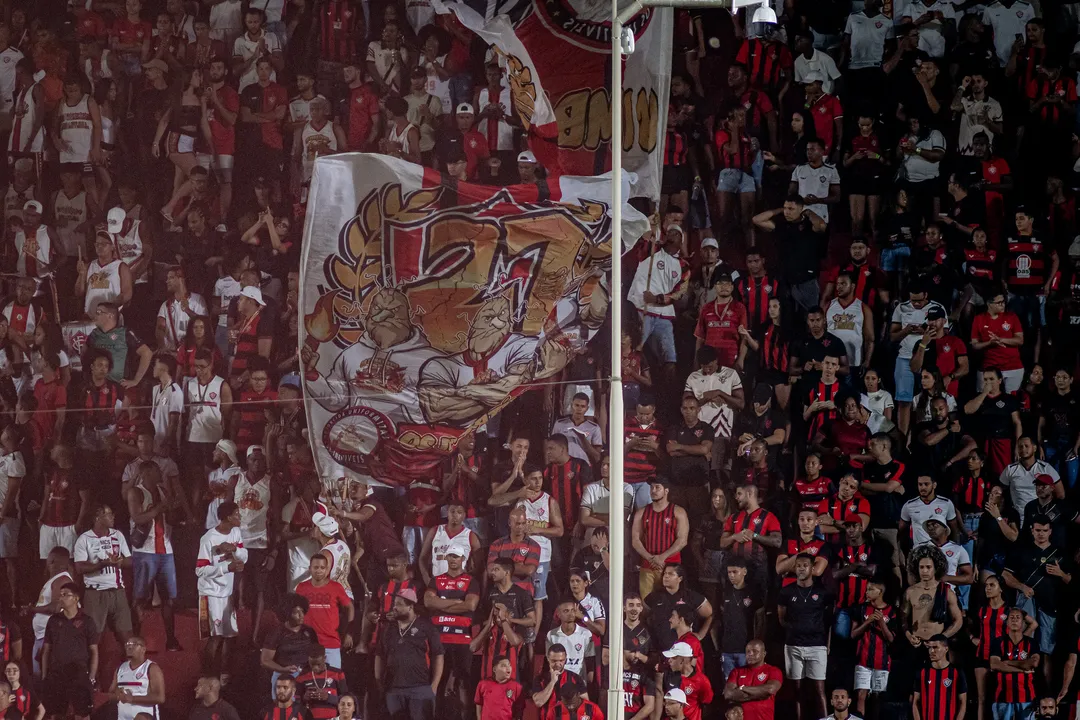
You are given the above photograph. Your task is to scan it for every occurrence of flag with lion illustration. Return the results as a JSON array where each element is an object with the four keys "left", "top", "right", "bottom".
[{"left": 300, "top": 154, "right": 647, "bottom": 487}]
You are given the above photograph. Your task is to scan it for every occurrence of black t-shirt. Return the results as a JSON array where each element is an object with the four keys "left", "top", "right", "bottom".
[
  {"left": 1042, "top": 391, "right": 1079, "bottom": 443},
  {"left": 664, "top": 421, "right": 715, "bottom": 486},
  {"left": 733, "top": 407, "right": 787, "bottom": 443},
  {"left": 487, "top": 584, "right": 535, "bottom": 622},
  {"left": 720, "top": 582, "right": 760, "bottom": 653},
  {"left": 1004, "top": 542, "right": 1073, "bottom": 614},
  {"left": 190, "top": 699, "right": 242, "bottom": 720},
  {"left": 43, "top": 611, "right": 99, "bottom": 668},
  {"left": 570, "top": 547, "right": 608, "bottom": 601},
  {"left": 913, "top": 422, "right": 968, "bottom": 483},
  {"left": 978, "top": 393, "right": 1020, "bottom": 440},
  {"left": 863, "top": 459, "right": 909, "bottom": 528},
  {"left": 774, "top": 218, "right": 822, "bottom": 284},
  {"left": 1022, "top": 498, "right": 1078, "bottom": 548},
  {"left": 378, "top": 618, "right": 444, "bottom": 688},
  {"left": 645, "top": 587, "right": 707, "bottom": 650},
  {"left": 795, "top": 331, "right": 848, "bottom": 388},
  {"left": 261, "top": 623, "right": 319, "bottom": 669},
  {"left": 976, "top": 507, "right": 1020, "bottom": 566},
  {"left": 950, "top": 39, "right": 997, "bottom": 80},
  {"left": 778, "top": 581, "right": 833, "bottom": 646},
  {"left": 880, "top": 209, "right": 920, "bottom": 247}
]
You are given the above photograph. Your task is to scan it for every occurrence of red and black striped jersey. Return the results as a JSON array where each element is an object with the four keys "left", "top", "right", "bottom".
[
  {"left": 916, "top": 665, "right": 968, "bottom": 720},
  {"left": 639, "top": 502, "right": 680, "bottom": 565},
  {"left": 992, "top": 635, "right": 1038, "bottom": 703},
  {"left": 295, "top": 666, "right": 348, "bottom": 720},
  {"left": 758, "top": 322, "right": 789, "bottom": 373},
  {"left": 714, "top": 129, "right": 755, "bottom": 171},
  {"left": 963, "top": 248, "right": 997, "bottom": 289},
  {"left": 735, "top": 38, "right": 791, "bottom": 96},
  {"left": 794, "top": 476, "right": 831, "bottom": 512},
  {"left": 625, "top": 419, "right": 662, "bottom": 484},
  {"left": 836, "top": 543, "right": 871, "bottom": 608},
  {"left": 723, "top": 508, "right": 781, "bottom": 565},
  {"left": 953, "top": 473, "right": 992, "bottom": 514},
  {"left": 855, "top": 602, "right": 896, "bottom": 670},
  {"left": 431, "top": 572, "right": 477, "bottom": 645},
  {"left": 736, "top": 274, "right": 779, "bottom": 329},
  {"left": 780, "top": 536, "right": 826, "bottom": 586},
  {"left": 1004, "top": 235, "right": 1052, "bottom": 291},
  {"left": 1015, "top": 44, "right": 1047, "bottom": 94},
  {"left": 0, "top": 620, "right": 19, "bottom": 662},
  {"left": 824, "top": 261, "right": 886, "bottom": 308},
  {"left": 319, "top": 0, "right": 361, "bottom": 64},
  {"left": 12, "top": 687, "right": 35, "bottom": 718},
  {"left": 806, "top": 380, "right": 841, "bottom": 440},
  {"left": 261, "top": 703, "right": 314, "bottom": 720},
  {"left": 975, "top": 604, "right": 1008, "bottom": 661},
  {"left": 544, "top": 458, "right": 591, "bottom": 534},
  {"left": 663, "top": 127, "right": 689, "bottom": 167}
]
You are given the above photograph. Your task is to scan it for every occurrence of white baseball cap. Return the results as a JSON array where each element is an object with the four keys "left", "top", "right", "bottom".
[
  {"left": 662, "top": 642, "right": 694, "bottom": 659},
  {"left": 456, "top": 102, "right": 474, "bottom": 115},
  {"left": 312, "top": 511, "right": 340, "bottom": 536},
  {"left": 701, "top": 237, "right": 719, "bottom": 250},
  {"left": 240, "top": 286, "right": 266, "bottom": 306},
  {"left": 664, "top": 688, "right": 688, "bottom": 705},
  {"left": 517, "top": 150, "right": 537, "bottom": 163},
  {"left": 22, "top": 200, "right": 41, "bottom": 214},
  {"left": 107, "top": 207, "right": 127, "bottom": 233}
]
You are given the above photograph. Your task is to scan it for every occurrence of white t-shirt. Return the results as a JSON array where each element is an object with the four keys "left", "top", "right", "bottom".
[
  {"left": 0, "top": 47, "right": 24, "bottom": 119},
  {"left": 545, "top": 624, "right": 594, "bottom": 678},
  {"left": 999, "top": 459, "right": 1059, "bottom": 510},
  {"left": 918, "top": 540, "right": 971, "bottom": 583},
  {"left": 791, "top": 163, "right": 841, "bottom": 222},
  {"left": 551, "top": 417, "right": 603, "bottom": 464},
  {"left": 862, "top": 390, "right": 895, "bottom": 433},
  {"left": 891, "top": 300, "right": 946, "bottom": 358},
  {"left": 912, "top": 391, "right": 957, "bottom": 421},
  {"left": 232, "top": 32, "right": 281, "bottom": 92},
  {"left": 73, "top": 528, "right": 131, "bottom": 590},
  {"left": 0, "top": 451, "right": 24, "bottom": 515},
  {"left": 900, "top": 496, "right": 957, "bottom": 545},
  {"left": 982, "top": 1, "right": 1036, "bottom": 67},
  {"left": 957, "top": 96, "right": 1003, "bottom": 156},
  {"left": 793, "top": 49, "right": 842, "bottom": 94},
  {"left": 906, "top": 1, "right": 957, "bottom": 58},
  {"left": 157, "top": 293, "right": 208, "bottom": 351},
  {"left": 580, "top": 481, "right": 635, "bottom": 525},
  {"left": 214, "top": 276, "right": 242, "bottom": 327},
  {"left": 901, "top": 130, "right": 946, "bottom": 182},
  {"left": 196, "top": 525, "right": 247, "bottom": 597},
  {"left": 684, "top": 366, "right": 743, "bottom": 439},
  {"left": 845, "top": 12, "right": 894, "bottom": 68},
  {"left": 234, "top": 474, "right": 271, "bottom": 549},
  {"left": 150, "top": 382, "right": 184, "bottom": 454}
]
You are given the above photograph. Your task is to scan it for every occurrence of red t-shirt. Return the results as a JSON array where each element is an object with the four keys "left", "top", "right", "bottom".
[
  {"left": 462, "top": 129, "right": 490, "bottom": 178},
  {"left": 207, "top": 84, "right": 239, "bottom": 156},
  {"left": 726, "top": 663, "right": 783, "bottom": 720},
  {"left": 971, "top": 311, "right": 1023, "bottom": 372},
  {"left": 32, "top": 379, "right": 66, "bottom": 444},
  {"left": 295, "top": 579, "right": 351, "bottom": 649},
  {"left": 76, "top": 11, "right": 108, "bottom": 41},
  {"left": 677, "top": 630, "right": 706, "bottom": 670},
  {"left": 694, "top": 298, "right": 747, "bottom": 367},
  {"left": 806, "top": 94, "right": 843, "bottom": 153},
  {"left": 110, "top": 18, "right": 151, "bottom": 50},
  {"left": 474, "top": 679, "right": 523, "bottom": 720},
  {"left": 345, "top": 84, "right": 380, "bottom": 151}
]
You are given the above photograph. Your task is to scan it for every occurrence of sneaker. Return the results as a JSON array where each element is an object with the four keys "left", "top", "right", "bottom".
[{"left": 166, "top": 638, "right": 182, "bottom": 652}]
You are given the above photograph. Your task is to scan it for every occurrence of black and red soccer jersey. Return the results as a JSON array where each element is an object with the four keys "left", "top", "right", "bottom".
[
  {"left": 780, "top": 537, "right": 827, "bottom": 586},
  {"left": 976, "top": 604, "right": 1008, "bottom": 662},
  {"left": 736, "top": 275, "right": 779, "bottom": 329},
  {"left": 916, "top": 664, "right": 968, "bottom": 720},
  {"left": 854, "top": 603, "right": 896, "bottom": 671},
  {"left": 953, "top": 474, "right": 992, "bottom": 514},
  {"left": 806, "top": 380, "right": 841, "bottom": 440},
  {"left": 992, "top": 636, "right": 1038, "bottom": 703},
  {"left": 836, "top": 543, "right": 873, "bottom": 608},
  {"left": 544, "top": 458, "right": 591, "bottom": 534},
  {"left": 431, "top": 572, "right": 477, "bottom": 645}
]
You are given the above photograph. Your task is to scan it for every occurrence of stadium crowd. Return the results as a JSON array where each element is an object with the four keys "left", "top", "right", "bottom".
[{"left": 2, "top": 0, "right": 1080, "bottom": 718}]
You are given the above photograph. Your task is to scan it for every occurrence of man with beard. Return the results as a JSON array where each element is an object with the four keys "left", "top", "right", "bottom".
[
  {"left": 602, "top": 593, "right": 654, "bottom": 720},
  {"left": 260, "top": 675, "right": 311, "bottom": 720},
  {"left": 376, "top": 589, "right": 443, "bottom": 720},
  {"left": 720, "top": 483, "right": 782, "bottom": 596},
  {"left": 914, "top": 397, "right": 977, "bottom": 481},
  {"left": 204, "top": 58, "right": 238, "bottom": 219},
  {"left": 418, "top": 293, "right": 539, "bottom": 427}
]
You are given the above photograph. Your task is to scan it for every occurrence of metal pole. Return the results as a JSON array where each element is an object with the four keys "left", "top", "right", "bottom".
[{"left": 605, "top": 4, "right": 627, "bottom": 720}]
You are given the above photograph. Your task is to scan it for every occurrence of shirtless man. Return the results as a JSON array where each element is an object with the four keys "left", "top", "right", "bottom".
[{"left": 902, "top": 545, "right": 963, "bottom": 649}]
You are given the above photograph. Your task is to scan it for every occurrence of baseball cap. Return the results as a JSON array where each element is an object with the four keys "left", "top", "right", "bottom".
[
  {"left": 456, "top": 102, "right": 474, "bottom": 115},
  {"left": 279, "top": 373, "right": 301, "bottom": 391},
  {"left": 753, "top": 383, "right": 773, "bottom": 404},
  {"left": 843, "top": 513, "right": 863, "bottom": 525},
  {"left": 396, "top": 587, "right": 419, "bottom": 604},
  {"left": 107, "top": 207, "right": 127, "bottom": 233},
  {"left": 517, "top": 150, "right": 537, "bottom": 163},
  {"left": 22, "top": 200, "right": 41, "bottom": 214},
  {"left": 214, "top": 439, "right": 238, "bottom": 465},
  {"left": 246, "top": 445, "right": 265, "bottom": 458},
  {"left": 664, "top": 689, "right": 688, "bottom": 705},
  {"left": 926, "top": 306, "right": 947, "bottom": 321},
  {"left": 701, "top": 237, "right": 719, "bottom": 250},
  {"left": 142, "top": 58, "right": 169, "bottom": 75},
  {"left": 312, "top": 512, "right": 340, "bottom": 537},
  {"left": 662, "top": 642, "right": 694, "bottom": 659},
  {"left": 923, "top": 517, "right": 948, "bottom": 530},
  {"left": 444, "top": 548, "right": 465, "bottom": 557},
  {"left": 712, "top": 270, "right": 734, "bottom": 285},
  {"left": 1035, "top": 473, "right": 1057, "bottom": 486},
  {"left": 240, "top": 286, "right": 266, "bottom": 306}
]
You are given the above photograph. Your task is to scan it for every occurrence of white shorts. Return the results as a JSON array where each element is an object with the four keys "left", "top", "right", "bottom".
[
  {"left": 39, "top": 524, "right": 77, "bottom": 559},
  {"left": 198, "top": 594, "right": 238, "bottom": 638},
  {"left": 197, "top": 152, "right": 234, "bottom": 183},
  {"left": 784, "top": 645, "right": 827, "bottom": 681},
  {"left": 854, "top": 665, "right": 889, "bottom": 693}
]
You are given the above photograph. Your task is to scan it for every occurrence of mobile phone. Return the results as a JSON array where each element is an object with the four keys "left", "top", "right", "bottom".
[{"left": 1016, "top": 33, "right": 1024, "bottom": 41}]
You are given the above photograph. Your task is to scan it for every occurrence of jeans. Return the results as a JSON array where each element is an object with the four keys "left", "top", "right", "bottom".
[
  {"left": 834, "top": 608, "right": 852, "bottom": 639},
  {"left": 32, "top": 637, "right": 42, "bottom": 678},
  {"left": 1014, "top": 594, "right": 1057, "bottom": 654},
  {"left": 1044, "top": 439, "right": 1080, "bottom": 491},
  {"left": 790, "top": 279, "right": 820, "bottom": 314},
  {"left": 386, "top": 685, "right": 436, "bottom": 720},
  {"left": 721, "top": 653, "right": 746, "bottom": 681},
  {"left": 994, "top": 702, "right": 1034, "bottom": 720}
]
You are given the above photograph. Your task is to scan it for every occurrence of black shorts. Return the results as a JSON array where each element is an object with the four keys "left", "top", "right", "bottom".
[
  {"left": 662, "top": 164, "right": 691, "bottom": 196},
  {"left": 44, "top": 664, "right": 93, "bottom": 716},
  {"left": 243, "top": 548, "right": 271, "bottom": 593},
  {"left": 441, "top": 643, "right": 473, "bottom": 679}
]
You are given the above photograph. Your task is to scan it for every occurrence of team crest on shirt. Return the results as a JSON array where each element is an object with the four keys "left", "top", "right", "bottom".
[
  {"left": 757, "top": 672, "right": 767, "bottom": 681},
  {"left": 410, "top": 627, "right": 418, "bottom": 635},
  {"left": 505, "top": 689, "right": 514, "bottom": 698},
  {"left": 943, "top": 344, "right": 950, "bottom": 352},
  {"left": 743, "top": 597, "right": 751, "bottom": 606},
  {"left": 946, "top": 550, "right": 954, "bottom": 557},
  {"left": 935, "top": 507, "right": 942, "bottom": 514},
  {"left": 848, "top": 504, "right": 858, "bottom": 513},
  {"left": 996, "top": 401, "right": 1005, "bottom": 408},
  {"left": 657, "top": 261, "right": 665, "bottom": 271},
  {"left": 875, "top": 20, "right": 883, "bottom": 27},
  {"left": 859, "top": 553, "right": 867, "bottom": 561},
  {"left": 943, "top": 678, "right": 952, "bottom": 687},
  {"left": 1002, "top": 322, "right": 1011, "bottom": 331},
  {"left": 456, "top": 580, "right": 465, "bottom": 589},
  {"left": 1019, "top": 651, "right": 1028, "bottom": 659},
  {"left": 136, "top": 668, "right": 146, "bottom": 679},
  {"left": 812, "top": 593, "right": 819, "bottom": 600},
  {"left": 1016, "top": 9, "right": 1023, "bottom": 15}
]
